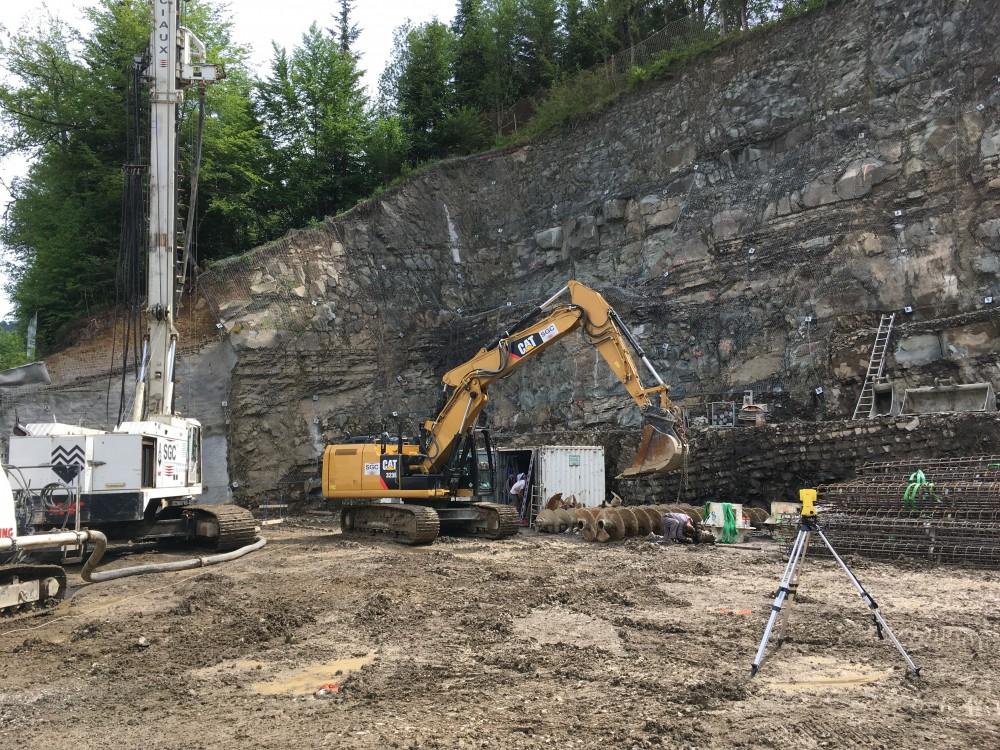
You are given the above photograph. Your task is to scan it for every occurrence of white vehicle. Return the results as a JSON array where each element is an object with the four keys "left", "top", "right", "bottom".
[
  {"left": 5, "top": 1, "right": 254, "bottom": 565},
  {"left": 10, "top": 417, "right": 207, "bottom": 534},
  {"left": 0, "top": 458, "right": 68, "bottom": 612},
  {"left": 0, "top": 362, "right": 74, "bottom": 611}
]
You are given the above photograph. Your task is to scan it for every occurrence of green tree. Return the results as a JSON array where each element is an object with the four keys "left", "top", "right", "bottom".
[
  {"left": 362, "top": 114, "right": 409, "bottom": 188},
  {"left": 520, "top": 0, "right": 563, "bottom": 93},
  {"left": 173, "top": 0, "right": 271, "bottom": 263},
  {"left": 0, "top": 0, "right": 266, "bottom": 344},
  {"left": 334, "top": 0, "right": 361, "bottom": 54},
  {"left": 0, "top": 9, "right": 120, "bottom": 340},
  {"left": 196, "top": 69, "right": 273, "bottom": 258},
  {"left": 395, "top": 20, "right": 458, "bottom": 161},
  {"left": 481, "top": 0, "right": 526, "bottom": 118},
  {"left": 452, "top": 0, "right": 491, "bottom": 111},
  {"left": 255, "top": 22, "right": 369, "bottom": 232},
  {"left": 563, "top": 0, "right": 611, "bottom": 70},
  {"left": 0, "top": 328, "right": 29, "bottom": 370},
  {"left": 381, "top": 20, "right": 488, "bottom": 162}
]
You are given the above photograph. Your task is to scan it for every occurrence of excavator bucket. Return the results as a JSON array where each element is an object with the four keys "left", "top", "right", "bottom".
[{"left": 618, "top": 421, "right": 687, "bottom": 478}]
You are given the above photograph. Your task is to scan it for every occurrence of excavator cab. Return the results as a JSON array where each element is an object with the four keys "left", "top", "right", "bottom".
[
  {"left": 444, "top": 427, "right": 496, "bottom": 498},
  {"left": 473, "top": 428, "right": 495, "bottom": 497}
]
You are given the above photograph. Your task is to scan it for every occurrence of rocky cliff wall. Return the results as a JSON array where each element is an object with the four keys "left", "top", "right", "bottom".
[{"left": 7, "top": 0, "right": 1000, "bottom": 504}]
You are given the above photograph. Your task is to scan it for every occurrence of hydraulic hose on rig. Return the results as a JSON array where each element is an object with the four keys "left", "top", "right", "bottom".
[
  {"left": 81, "top": 537, "right": 267, "bottom": 582},
  {"left": 0, "top": 529, "right": 266, "bottom": 583}
]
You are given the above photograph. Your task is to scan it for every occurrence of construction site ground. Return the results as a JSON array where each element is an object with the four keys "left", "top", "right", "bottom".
[{"left": 3, "top": 522, "right": 999, "bottom": 749}]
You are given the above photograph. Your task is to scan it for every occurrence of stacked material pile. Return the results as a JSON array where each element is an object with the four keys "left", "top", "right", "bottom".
[{"left": 812, "top": 455, "right": 1000, "bottom": 567}]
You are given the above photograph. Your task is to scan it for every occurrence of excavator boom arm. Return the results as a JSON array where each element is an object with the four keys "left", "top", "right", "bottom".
[
  {"left": 562, "top": 281, "right": 671, "bottom": 412},
  {"left": 420, "top": 305, "right": 584, "bottom": 468},
  {"left": 421, "top": 280, "right": 684, "bottom": 477}
]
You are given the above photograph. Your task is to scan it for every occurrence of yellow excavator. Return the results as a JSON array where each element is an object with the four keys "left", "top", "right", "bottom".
[{"left": 322, "top": 280, "right": 687, "bottom": 544}]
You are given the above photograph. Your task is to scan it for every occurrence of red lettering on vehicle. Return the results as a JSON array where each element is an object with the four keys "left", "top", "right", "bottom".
[{"left": 0, "top": 528, "right": 14, "bottom": 539}]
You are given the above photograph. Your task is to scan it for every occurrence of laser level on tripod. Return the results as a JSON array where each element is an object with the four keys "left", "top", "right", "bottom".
[{"left": 751, "top": 488, "right": 921, "bottom": 677}]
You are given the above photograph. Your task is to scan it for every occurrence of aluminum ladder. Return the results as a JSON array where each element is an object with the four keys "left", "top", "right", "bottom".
[
  {"left": 521, "top": 449, "right": 537, "bottom": 525},
  {"left": 852, "top": 312, "right": 895, "bottom": 419}
]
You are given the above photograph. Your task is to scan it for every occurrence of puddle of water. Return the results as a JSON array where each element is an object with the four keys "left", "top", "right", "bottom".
[
  {"left": 252, "top": 652, "right": 376, "bottom": 695},
  {"left": 191, "top": 658, "right": 267, "bottom": 680}
]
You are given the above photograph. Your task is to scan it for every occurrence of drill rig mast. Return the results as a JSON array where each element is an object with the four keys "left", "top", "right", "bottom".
[
  {"left": 5, "top": 1, "right": 253, "bottom": 553},
  {"left": 136, "top": 0, "right": 219, "bottom": 419}
]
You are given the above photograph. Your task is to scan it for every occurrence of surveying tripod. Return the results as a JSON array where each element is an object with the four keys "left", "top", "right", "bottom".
[{"left": 751, "top": 489, "right": 921, "bottom": 677}]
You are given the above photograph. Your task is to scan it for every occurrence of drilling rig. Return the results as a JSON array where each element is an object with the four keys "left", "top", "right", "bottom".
[{"left": 4, "top": 0, "right": 255, "bottom": 561}]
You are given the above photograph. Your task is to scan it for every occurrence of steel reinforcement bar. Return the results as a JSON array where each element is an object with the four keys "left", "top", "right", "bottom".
[
  {"left": 857, "top": 455, "right": 1000, "bottom": 477},
  {"left": 807, "top": 538, "right": 1000, "bottom": 568}
]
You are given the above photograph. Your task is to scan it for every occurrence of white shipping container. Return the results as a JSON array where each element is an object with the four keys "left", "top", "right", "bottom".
[
  {"left": 537, "top": 446, "right": 605, "bottom": 507},
  {"left": 496, "top": 445, "right": 606, "bottom": 520}
]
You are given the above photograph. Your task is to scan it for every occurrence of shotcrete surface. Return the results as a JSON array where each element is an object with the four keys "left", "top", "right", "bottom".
[{"left": 2, "top": 525, "right": 998, "bottom": 749}]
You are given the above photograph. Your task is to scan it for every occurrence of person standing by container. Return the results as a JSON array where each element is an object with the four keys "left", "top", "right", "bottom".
[{"left": 508, "top": 472, "right": 527, "bottom": 516}]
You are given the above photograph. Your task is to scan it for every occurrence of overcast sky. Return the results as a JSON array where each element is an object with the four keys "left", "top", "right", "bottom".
[{"left": 0, "top": 0, "right": 457, "bottom": 319}]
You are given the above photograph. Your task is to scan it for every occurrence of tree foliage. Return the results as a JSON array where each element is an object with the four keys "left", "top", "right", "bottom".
[
  {"left": 377, "top": 0, "right": 810, "bottom": 160},
  {"left": 0, "top": 0, "right": 265, "bottom": 343},
  {"left": 0, "top": 328, "right": 29, "bottom": 371},
  {"left": 0, "top": 0, "right": 825, "bottom": 346},
  {"left": 255, "top": 22, "right": 369, "bottom": 233}
]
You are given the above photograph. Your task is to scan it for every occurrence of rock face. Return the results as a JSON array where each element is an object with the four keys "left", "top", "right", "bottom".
[
  {"left": 7, "top": 0, "right": 1000, "bottom": 504},
  {"left": 618, "top": 412, "right": 1000, "bottom": 505}
]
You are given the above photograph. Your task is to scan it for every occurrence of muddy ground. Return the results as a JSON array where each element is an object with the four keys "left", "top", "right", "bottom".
[{"left": 2, "top": 522, "right": 999, "bottom": 749}]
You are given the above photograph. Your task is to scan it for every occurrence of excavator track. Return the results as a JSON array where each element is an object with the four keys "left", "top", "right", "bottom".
[
  {"left": 468, "top": 502, "right": 519, "bottom": 540},
  {"left": 186, "top": 504, "right": 258, "bottom": 551},
  {"left": 341, "top": 504, "right": 441, "bottom": 545},
  {"left": 0, "top": 564, "right": 67, "bottom": 618}
]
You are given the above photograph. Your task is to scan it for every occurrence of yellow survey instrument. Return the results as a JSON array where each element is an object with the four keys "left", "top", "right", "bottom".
[{"left": 799, "top": 488, "right": 817, "bottom": 517}]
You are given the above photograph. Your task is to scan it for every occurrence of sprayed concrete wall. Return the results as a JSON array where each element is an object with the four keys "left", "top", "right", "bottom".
[{"left": 5, "top": 0, "right": 1000, "bottom": 505}]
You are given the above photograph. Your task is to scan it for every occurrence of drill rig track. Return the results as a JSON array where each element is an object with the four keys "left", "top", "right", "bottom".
[
  {"left": 186, "top": 504, "right": 258, "bottom": 551},
  {"left": 0, "top": 564, "right": 67, "bottom": 618}
]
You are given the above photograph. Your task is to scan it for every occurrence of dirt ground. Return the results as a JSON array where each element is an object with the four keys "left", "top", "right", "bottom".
[{"left": 3, "top": 522, "right": 1000, "bottom": 750}]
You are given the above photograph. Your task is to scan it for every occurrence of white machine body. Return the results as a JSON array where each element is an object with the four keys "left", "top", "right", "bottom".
[
  {"left": 7, "top": 417, "right": 202, "bottom": 524},
  {"left": 0, "top": 465, "right": 72, "bottom": 609},
  {"left": 0, "top": 464, "right": 17, "bottom": 541},
  {"left": 2, "top": 4, "right": 217, "bottom": 534}
]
